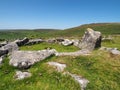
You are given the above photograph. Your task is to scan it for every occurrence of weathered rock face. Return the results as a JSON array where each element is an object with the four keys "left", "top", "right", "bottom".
[
  {"left": 14, "top": 71, "right": 31, "bottom": 80},
  {"left": 78, "top": 28, "right": 102, "bottom": 51},
  {"left": 61, "top": 39, "right": 73, "bottom": 46},
  {"left": 0, "top": 49, "right": 8, "bottom": 57},
  {"left": 9, "top": 49, "right": 57, "bottom": 69},
  {"left": 0, "top": 42, "right": 19, "bottom": 53},
  {"left": 25, "top": 39, "right": 44, "bottom": 45},
  {"left": 0, "top": 41, "right": 8, "bottom": 47},
  {"left": 14, "top": 37, "right": 29, "bottom": 46},
  {"left": 48, "top": 62, "right": 66, "bottom": 72}
]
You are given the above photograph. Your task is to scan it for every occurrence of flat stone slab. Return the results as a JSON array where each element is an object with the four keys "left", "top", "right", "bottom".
[
  {"left": 9, "top": 49, "right": 57, "bottom": 69},
  {"left": 48, "top": 62, "right": 66, "bottom": 72},
  {"left": 55, "top": 49, "right": 90, "bottom": 56}
]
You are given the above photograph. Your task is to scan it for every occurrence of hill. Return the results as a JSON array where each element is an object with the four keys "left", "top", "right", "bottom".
[
  {"left": 63, "top": 23, "right": 120, "bottom": 37},
  {"left": 0, "top": 23, "right": 120, "bottom": 40}
]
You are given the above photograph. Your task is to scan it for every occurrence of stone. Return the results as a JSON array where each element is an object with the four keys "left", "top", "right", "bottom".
[
  {"left": 14, "top": 71, "right": 31, "bottom": 80},
  {"left": 0, "top": 49, "right": 8, "bottom": 57},
  {"left": 48, "top": 62, "right": 66, "bottom": 72},
  {"left": 72, "top": 39, "right": 80, "bottom": 47},
  {"left": 56, "top": 38, "right": 64, "bottom": 42},
  {"left": 68, "top": 73, "right": 89, "bottom": 90},
  {"left": 110, "top": 49, "right": 120, "bottom": 55},
  {"left": 55, "top": 49, "right": 90, "bottom": 56},
  {"left": 0, "top": 42, "right": 19, "bottom": 53},
  {"left": 61, "top": 39, "right": 73, "bottom": 46},
  {"left": 78, "top": 28, "right": 102, "bottom": 51},
  {"left": 46, "top": 39, "right": 56, "bottom": 43},
  {"left": 14, "top": 37, "right": 29, "bottom": 46},
  {"left": 25, "top": 39, "right": 44, "bottom": 45},
  {"left": 99, "top": 47, "right": 117, "bottom": 51},
  {"left": 0, "top": 41, "right": 8, "bottom": 47},
  {"left": 9, "top": 49, "right": 57, "bottom": 69},
  {"left": 0, "top": 55, "right": 5, "bottom": 65}
]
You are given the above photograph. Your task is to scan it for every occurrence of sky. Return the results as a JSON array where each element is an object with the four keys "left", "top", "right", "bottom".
[{"left": 0, "top": 0, "right": 120, "bottom": 29}]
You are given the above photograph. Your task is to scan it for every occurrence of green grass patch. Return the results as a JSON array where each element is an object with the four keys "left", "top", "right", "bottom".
[{"left": 20, "top": 42, "right": 80, "bottom": 52}]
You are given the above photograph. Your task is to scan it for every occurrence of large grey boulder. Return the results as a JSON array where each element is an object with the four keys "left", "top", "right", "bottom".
[
  {"left": 14, "top": 71, "right": 31, "bottom": 80},
  {"left": 9, "top": 49, "right": 57, "bottom": 69},
  {"left": 61, "top": 39, "right": 73, "bottom": 46},
  {"left": 14, "top": 37, "right": 29, "bottom": 46},
  {"left": 78, "top": 28, "right": 102, "bottom": 51},
  {"left": 0, "top": 42, "right": 19, "bottom": 53}
]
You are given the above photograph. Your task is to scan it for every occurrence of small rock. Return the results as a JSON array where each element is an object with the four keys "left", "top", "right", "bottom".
[
  {"left": 61, "top": 39, "right": 73, "bottom": 46},
  {"left": 14, "top": 71, "right": 31, "bottom": 80},
  {"left": 48, "top": 62, "right": 66, "bottom": 72},
  {"left": 56, "top": 49, "right": 90, "bottom": 56},
  {"left": 9, "top": 49, "right": 57, "bottom": 69},
  {"left": 110, "top": 49, "right": 120, "bottom": 55},
  {"left": 66, "top": 72, "right": 89, "bottom": 90}
]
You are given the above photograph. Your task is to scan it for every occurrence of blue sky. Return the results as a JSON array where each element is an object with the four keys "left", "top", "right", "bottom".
[{"left": 0, "top": 0, "right": 120, "bottom": 29}]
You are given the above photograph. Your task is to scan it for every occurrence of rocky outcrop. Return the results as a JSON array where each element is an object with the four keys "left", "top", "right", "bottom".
[
  {"left": 25, "top": 39, "right": 44, "bottom": 45},
  {"left": 48, "top": 62, "right": 66, "bottom": 72},
  {"left": 0, "top": 41, "right": 8, "bottom": 47},
  {"left": 61, "top": 39, "right": 73, "bottom": 46},
  {"left": 0, "top": 42, "right": 19, "bottom": 53},
  {"left": 9, "top": 49, "right": 57, "bottom": 69},
  {"left": 14, "top": 71, "right": 31, "bottom": 80},
  {"left": 56, "top": 49, "right": 90, "bottom": 56},
  {"left": 14, "top": 37, "right": 29, "bottom": 46},
  {"left": 78, "top": 28, "right": 102, "bottom": 51}
]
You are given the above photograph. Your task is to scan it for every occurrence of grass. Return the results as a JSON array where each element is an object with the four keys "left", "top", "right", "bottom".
[{"left": 20, "top": 42, "right": 80, "bottom": 52}]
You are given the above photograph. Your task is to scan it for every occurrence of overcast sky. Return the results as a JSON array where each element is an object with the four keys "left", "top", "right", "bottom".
[{"left": 0, "top": 0, "right": 120, "bottom": 29}]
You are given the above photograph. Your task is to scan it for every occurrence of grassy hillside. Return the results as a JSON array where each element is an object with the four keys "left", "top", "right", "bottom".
[
  {"left": 64, "top": 23, "right": 120, "bottom": 37},
  {"left": 0, "top": 23, "right": 120, "bottom": 40}
]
